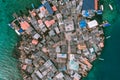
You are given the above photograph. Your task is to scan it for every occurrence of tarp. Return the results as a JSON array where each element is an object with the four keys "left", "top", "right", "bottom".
[
  {"left": 18, "top": 28, "right": 24, "bottom": 33},
  {"left": 79, "top": 20, "right": 87, "bottom": 28},
  {"left": 103, "top": 23, "right": 111, "bottom": 27}
]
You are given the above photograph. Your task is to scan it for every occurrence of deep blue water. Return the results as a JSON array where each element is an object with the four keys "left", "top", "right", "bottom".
[{"left": 0, "top": 0, "right": 120, "bottom": 80}]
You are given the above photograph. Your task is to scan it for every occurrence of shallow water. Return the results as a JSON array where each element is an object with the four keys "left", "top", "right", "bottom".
[{"left": 0, "top": 0, "right": 40, "bottom": 80}]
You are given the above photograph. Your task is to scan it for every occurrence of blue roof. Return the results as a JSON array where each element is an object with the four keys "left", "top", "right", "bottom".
[
  {"left": 82, "top": 0, "right": 95, "bottom": 10},
  {"left": 97, "top": 10, "right": 102, "bottom": 15},
  {"left": 103, "top": 23, "right": 111, "bottom": 27},
  {"left": 79, "top": 20, "right": 87, "bottom": 28},
  {"left": 18, "top": 28, "right": 24, "bottom": 33},
  {"left": 43, "top": 2, "right": 53, "bottom": 15}
]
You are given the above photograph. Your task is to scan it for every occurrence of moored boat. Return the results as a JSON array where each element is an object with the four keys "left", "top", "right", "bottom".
[
  {"left": 106, "top": 36, "right": 111, "bottom": 39},
  {"left": 15, "top": 30, "right": 21, "bottom": 35},
  {"left": 109, "top": 4, "right": 113, "bottom": 10},
  {"left": 99, "top": 58, "right": 104, "bottom": 61},
  {"left": 100, "top": 5, "right": 104, "bottom": 11}
]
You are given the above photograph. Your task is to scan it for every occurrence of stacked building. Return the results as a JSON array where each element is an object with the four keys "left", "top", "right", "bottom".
[{"left": 10, "top": 0, "right": 105, "bottom": 80}]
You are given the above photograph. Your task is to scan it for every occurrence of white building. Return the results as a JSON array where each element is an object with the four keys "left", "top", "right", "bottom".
[{"left": 87, "top": 20, "right": 98, "bottom": 28}]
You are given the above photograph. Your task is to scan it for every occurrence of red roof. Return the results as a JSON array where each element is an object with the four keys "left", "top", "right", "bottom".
[
  {"left": 44, "top": 20, "right": 55, "bottom": 28},
  {"left": 22, "top": 64, "right": 27, "bottom": 70},
  {"left": 95, "top": 0, "right": 98, "bottom": 10},
  {"left": 45, "top": 20, "right": 51, "bottom": 27},
  {"left": 52, "top": 6, "right": 57, "bottom": 11},
  {"left": 20, "top": 21, "right": 30, "bottom": 30},
  {"left": 50, "top": 20, "right": 55, "bottom": 25},
  {"left": 32, "top": 39, "right": 38, "bottom": 45}
]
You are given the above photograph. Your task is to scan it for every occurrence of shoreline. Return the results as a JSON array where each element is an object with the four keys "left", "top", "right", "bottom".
[
  {"left": 9, "top": 0, "right": 108, "bottom": 79},
  {"left": 83, "top": 0, "right": 118, "bottom": 79}
]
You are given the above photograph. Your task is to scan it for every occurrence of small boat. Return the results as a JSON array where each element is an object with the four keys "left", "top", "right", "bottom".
[
  {"left": 100, "top": 5, "right": 104, "bottom": 11},
  {"left": 96, "top": 10, "right": 102, "bottom": 15},
  {"left": 106, "top": 36, "right": 111, "bottom": 39},
  {"left": 8, "top": 23, "right": 14, "bottom": 29},
  {"left": 99, "top": 58, "right": 104, "bottom": 61},
  {"left": 103, "top": 23, "right": 111, "bottom": 27},
  {"left": 31, "top": 3, "right": 35, "bottom": 8},
  {"left": 15, "top": 30, "right": 21, "bottom": 35},
  {"left": 109, "top": 4, "right": 113, "bottom": 10}
]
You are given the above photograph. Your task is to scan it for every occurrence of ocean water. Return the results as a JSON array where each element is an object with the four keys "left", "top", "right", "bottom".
[
  {"left": 0, "top": 0, "right": 120, "bottom": 80},
  {"left": 0, "top": 0, "right": 40, "bottom": 80},
  {"left": 83, "top": 0, "right": 120, "bottom": 80}
]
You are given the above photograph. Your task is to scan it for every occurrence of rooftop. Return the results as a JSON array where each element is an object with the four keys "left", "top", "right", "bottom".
[
  {"left": 10, "top": 0, "right": 105, "bottom": 80},
  {"left": 82, "top": 0, "right": 95, "bottom": 10}
]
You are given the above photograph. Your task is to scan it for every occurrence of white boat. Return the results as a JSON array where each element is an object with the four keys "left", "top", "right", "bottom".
[
  {"left": 100, "top": 5, "right": 104, "bottom": 11},
  {"left": 109, "top": 4, "right": 113, "bottom": 10},
  {"left": 99, "top": 58, "right": 104, "bottom": 61},
  {"left": 106, "top": 36, "right": 111, "bottom": 39},
  {"left": 15, "top": 30, "right": 20, "bottom": 35}
]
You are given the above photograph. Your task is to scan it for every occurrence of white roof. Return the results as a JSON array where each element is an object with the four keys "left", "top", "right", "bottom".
[
  {"left": 57, "top": 54, "right": 67, "bottom": 58},
  {"left": 49, "top": 30, "right": 55, "bottom": 36},
  {"left": 56, "top": 46, "right": 61, "bottom": 52},
  {"left": 38, "top": 13, "right": 44, "bottom": 19},
  {"left": 73, "top": 73, "right": 81, "bottom": 80},
  {"left": 54, "top": 27, "right": 60, "bottom": 34},
  {"left": 33, "top": 33, "right": 40, "bottom": 39},
  {"left": 89, "top": 48, "right": 94, "bottom": 53},
  {"left": 35, "top": 71, "right": 43, "bottom": 79},
  {"left": 69, "top": 54, "right": 75, "bottom": 60},
  {"left": 56, "top": 13, "right": 62, "bottom": 19},
  {"left": 44, "top": 60, "right": 52, "bottom": 67},
  {"left": 56, "top": 72, "right": 64, "bottom": 78},
  {"left": 25, "top": 59, "right": 32, "bottom": 64},
  {"left": 42, "top": 27, "right": 47, "bottom": 32},
  {"left": 87, "top": 20, "right": 98, "bottom": 28}
]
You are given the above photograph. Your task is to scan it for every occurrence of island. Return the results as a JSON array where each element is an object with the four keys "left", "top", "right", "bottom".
[{"left": 9, "top": 0, "right": 110, "bottom": 80}]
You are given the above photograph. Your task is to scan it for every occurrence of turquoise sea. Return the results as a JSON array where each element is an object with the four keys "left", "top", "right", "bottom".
[
  {"left": 83, "top": 0, "right": 120, "bottom": 80},
  {"left": 0, "top": 0, "right": 40, "bottom": 80},
  {"left": 0, "top": 0, "right": 120, "bottom": 80}
]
